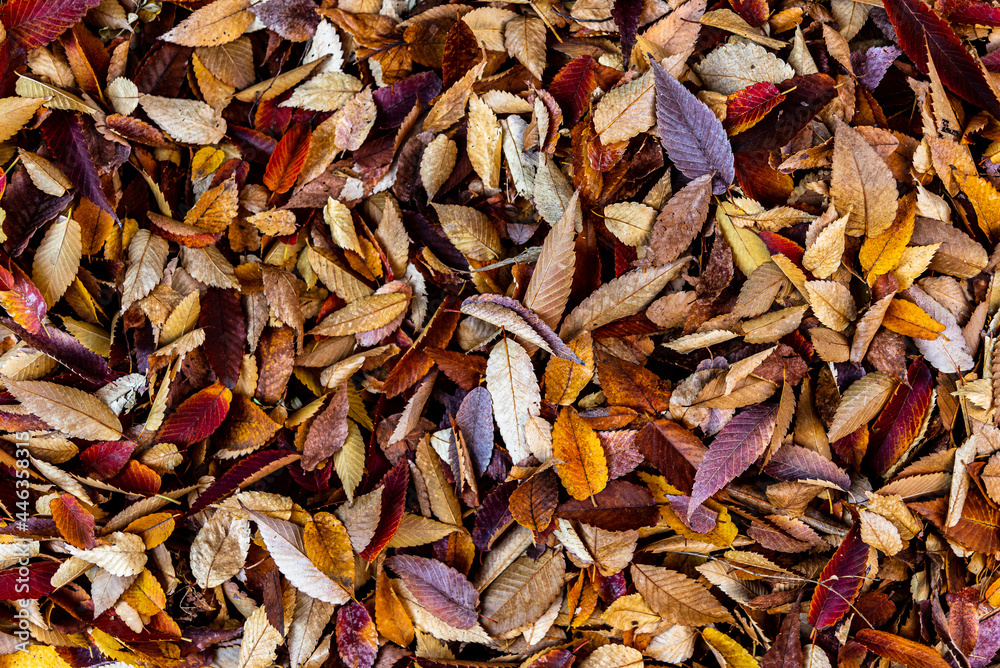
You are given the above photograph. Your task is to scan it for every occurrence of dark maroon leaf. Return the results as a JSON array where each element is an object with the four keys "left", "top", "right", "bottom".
[
  {"left": 2, "top": 317, "right": 116, "bottom": 384},
  {"left": 556, "top": 480, "right": 659, "bottom": 530},
  {"left": 730, "top": 74, "right": 836, "bottom": 152},
  {"left": 360, "top": 458, "right": 409, "bottom": 562},
  {"left": 808, "top": 524, "right": 869, "bottom": 628},
  {"left": 549, "top": 56, "right": 599, "bottom": 126},
  {"left": 373, "top": 71, "right": 443, "bottom": 129},
  {"left": 611, "top": 0, "right": 642, "bottom": 70},
  {"left": 763, "top": 609, "right": 803, "bottom": 668},
  {"left": 2, "top": 168, "right": 73, "bottom": 257},
  {"left": 472, "top": 480, "right": 517, "bottom": 550},
  {"left": 199, "top": 288, "right": 245, "bottom": 390},
  {"left": 187, "top": 450, "right": 301, "bottom": 515}
]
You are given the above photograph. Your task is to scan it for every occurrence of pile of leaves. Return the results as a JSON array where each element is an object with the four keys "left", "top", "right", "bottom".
[{"left": 8, "top": 0, "right": 1000, "bottom": 666}]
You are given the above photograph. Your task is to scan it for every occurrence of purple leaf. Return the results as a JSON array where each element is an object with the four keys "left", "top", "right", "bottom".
[
  {"left": 598, "top": 430, "right": 643, "bottom": 479},
  {"left": 2, "top": 167, "right": 73, "bottom": 257},
  {"left": 652, "top": 59, "right": 734, "bottom": 195},
  {"left": 200, "top": 288, "right": 245, "bottom": 389},
  {"left": 668, "top": 495, "right": 718, "bottom": 533},
  {"left": 851, "top": 46, "right": 901, "bottom": 90},
  {"left": 40, "top": 112, "right": 118, "bottom": 222},
  {"left": 385, "top": 555, "right": 480, "bottom": 629},
  {"left": 688, "top": 403, "right": 778, "bottom": 519},
  {"left": 972, "top": 610, "right": 1000, "bottom": 667},
  {"left": 2, "top": 317, "right": 116, "bottom": 384},
  {"left": 763, "top": 443, "right": 851, "bottom": 490},
  {"left": 460, "top": 294, "right": 582, "bottom": 363},
  {"left": 472, "top": 481, "right": 516, "bottom": 550},
  {"left": 373, "top": 71, "right": 443, "bottom": 129},
  {"left": 612, "top": 0, "right": 643, "bottom": 70},
  {"left": 456, "top": 386, "right": 494, "bottom": 476}
]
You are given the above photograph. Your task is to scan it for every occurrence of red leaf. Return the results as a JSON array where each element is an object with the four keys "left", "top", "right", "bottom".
[
  {"left": 134, "top": 41, "right": 192, "bottom": 97},
  {"left": 731, "top": 0, "right": 769, "bottom": 26},
  {"left": 385, "top": 555, "right": 480, "bottom": 629},
  {"left": 199, "top": 288, "right": 245, "bottom": 390},
  {"left": 549, "top": 57, "right": 600, "bottom": 126},
  {"left": 158, "top": 382, "right": 233, "bottom": 447},
  {"left": 758, "top": 231, "right": 805, "bottom": 267},
  {"left": 808, "top": 523, "right": 869, "bottom": 629},
  {"left": 883, "top": 0, "right": 1000, "bottom": 120},
  {"left": 0, "top": 561, "right": 59, "bottom": 600},
  {"left": 40, "top": 111, "right": 118, "bottom": 222},
  {"left": 337, "top": 602, "right": 378, "bottom": 668},
  {"left": 869, "top": 358, "right": 933, "bottom": 477},
  {"left": 360, "top": 457, "right": 409, "bottom": 562},
  {"left": 187, "top": 450, "right": 302, "bottom": 515},
  {"left": 109, "top": 460, "right": 161, "bottom": 496},
  {"left": 50, "top": 494, "right": 96, "bottom": 549},
  {"left": 689, "top": 403, "right": 778, "bottom": 517},
  {"left": 941, "top": 0, "right": 1000, "bottom": 25},
  {"left": 263, "top": 122, "right": 311, "bottom": 194},
  {"left": 80, "top": 440, "right": 136, "bottom": 479},
  {"left": 0, "top": 0, "right": 102, "bottom": 50},
  {"left": 731, "top": 74, "right": 836, "bottom": 153},
  {"left": 725, "top": 82, "right": 786, "bottom": 135}
]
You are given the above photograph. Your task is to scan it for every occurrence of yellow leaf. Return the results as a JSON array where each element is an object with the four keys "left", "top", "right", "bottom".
[
  {"left": 702, "top": 628, "right": 761, "bottom": 668},
  {"left": 553, "top": 406, "right": 609, "bottom": 500},
  {"left": 859, "top": 193, "right": 915, "bottom": 285},
  {"left": 310, "top": 293, "right": 409, "bottom": 337},
  {"left": 960, "top": 172, "right": 1000, "bottom": 244},
  {"left": 882, "top": 298, "right": 945, "bottom": 340},
  {"left": 303, "top": 512, "right": 355, "bottom": 594},
  {"left": 718, "top": 205, "right": 770, "bottom": 277},
  {"left": 544, "top": 332, "right": 595, "bottom": 405},
  {"left": 804, "top": 280, "right": 856, "bottom": 331},
  {"left": 467, "top": 93, "right": 503, "bottom": 190}
]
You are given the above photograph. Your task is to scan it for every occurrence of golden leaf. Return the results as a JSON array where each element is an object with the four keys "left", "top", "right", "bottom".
[{"left": 553, "top": 406, "right": 609, "bottom": 500}]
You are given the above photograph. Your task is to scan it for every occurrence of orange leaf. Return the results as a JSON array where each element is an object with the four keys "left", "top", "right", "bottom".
[
  {"left": 264, "top": 123, "right": 311, "bottom": 195},
  {"left": 855, "top": 629, "right": 952, "bottom": 668},
  {"left": 881, "top": 298, "right": 945, "bottom": 340},
  {"left": 50, "top": 494, "right": 96, "bottom": 549},
  {"left": 553, "top": 406, "right": 609, "bottom": 501}
]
